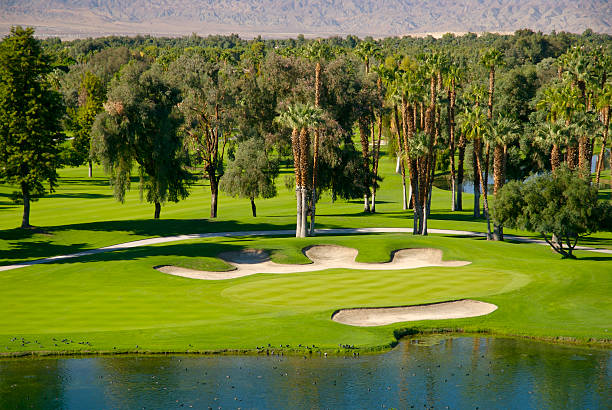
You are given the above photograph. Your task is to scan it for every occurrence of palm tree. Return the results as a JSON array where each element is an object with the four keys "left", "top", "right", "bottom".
[
  {"left": 536, "top": 80, "right": 584, "bottom": 169},
  {"left": 464, "top": 84, "right": 487, "bottom": 218},
  {"left": 444, "top": 62, "right": 463, "bottom": 211},
  {"left": 275, "top": 102, "right": 323, "bottom": 237},
  {"left": 354, "top": 40, "right": 381, "bottom": 75},
  {"left": 534, "top": 120, "right": 571, "bottom": 171},
  {"left": 480, "top": 48, "right": 504, "bottom": 207},
  {"left": 302, "top": 41, "right": 332, "bottom": 229},
  {"left": 380, "top": 60, "right": 410, "bottom": 210},
  {"left": 480, "top": 48, "right": 504, "bottom": 120},
  {"left": 459, "top": 105, "right": 493, "bottom": 240},
  {"left": 486, "top": 115, "right": 519, "bottom": 240},
  {"left": 558, "top": 47, "right": 594, "bottom": 172}
]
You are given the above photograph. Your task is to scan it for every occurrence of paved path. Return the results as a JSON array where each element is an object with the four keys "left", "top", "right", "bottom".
[{"left": 1, "top": 227, "right": 610, "bottom": 272}]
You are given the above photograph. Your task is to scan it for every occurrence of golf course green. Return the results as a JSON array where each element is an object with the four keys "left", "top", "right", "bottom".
[{"left": 1, "top": 154, "right": 611, "bottom": 355}]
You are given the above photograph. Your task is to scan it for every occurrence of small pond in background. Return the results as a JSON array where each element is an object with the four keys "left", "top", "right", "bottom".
[{"left": 0, "top": 336, "right": 610, "bottom": 409}]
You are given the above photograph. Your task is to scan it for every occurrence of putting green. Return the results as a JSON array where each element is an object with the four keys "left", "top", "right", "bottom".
[{"left": 221, "top": 266, "right": 529, "bottom": 308}]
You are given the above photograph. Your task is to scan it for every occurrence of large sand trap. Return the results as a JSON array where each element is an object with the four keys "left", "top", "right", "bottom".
[
  {"left": 331, "top": 299, "right": 498, "bottom": 326},
  {"left": 155, "top": 245, "right": 470, "bottom": 280}
]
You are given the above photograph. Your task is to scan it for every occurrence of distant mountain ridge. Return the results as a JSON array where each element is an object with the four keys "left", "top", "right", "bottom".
[{"left": 1, "top": 0, "right": 611, "bottom": 38}]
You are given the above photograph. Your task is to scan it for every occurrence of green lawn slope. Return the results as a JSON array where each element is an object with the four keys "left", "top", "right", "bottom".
[{"left": 1, "top": 151, "right": 611, "bottom": 355}]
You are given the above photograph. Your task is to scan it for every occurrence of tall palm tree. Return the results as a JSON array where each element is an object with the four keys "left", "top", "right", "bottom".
[
  {"left": 536, "top": 80, "right": 584, "bottom": 169},
  {"left": 275, "top": 104, "right": 304, "bottom": 237},
  {"left": 486, "top": 115, "right": 519, "bottom": 240},
  {"left": 558, "top": 47, "right": 594, "bottom": 172},
  {"left": 354, "top": 40, "right": 381, "bottom": 76},
  {"left": 479, "top": 48, "right": 504, "bottom": 206},
  {"left": 444, "top": 62, "right": 463, "bottom": 211},
  {"left": 275, "top": 103, "right": 323, "bottom": 237},
  {"left": 459, "top": 105, "right": 493, "bottom": 240},
  {"left": 302, "top": 41, "right": 332, "bottom": 231},
  {"left": 534, "top": 120, "right": 571, "bottom": 171},
  {"left": 465, "top": 84, "right": 487, "bottom": 218}
]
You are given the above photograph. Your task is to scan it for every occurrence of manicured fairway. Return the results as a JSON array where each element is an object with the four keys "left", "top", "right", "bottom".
[
  {"left": 0, "top": 233, "right": 610, "bottom": 355},
  {"left": 1, "top": 151, "right": 611, "bottom": 354}
]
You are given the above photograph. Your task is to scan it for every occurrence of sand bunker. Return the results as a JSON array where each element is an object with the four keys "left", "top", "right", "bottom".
[
  {"left": 331, "top": 299, "right": 498, "bottom": 326},
  {"left": 155, "top": 245, "right": 470, "bottom": 280}
]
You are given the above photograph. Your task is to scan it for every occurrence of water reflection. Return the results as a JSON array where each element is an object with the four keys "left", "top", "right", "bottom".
[{"left": 0, "top": 337, "right": 610, "bottom": 409}]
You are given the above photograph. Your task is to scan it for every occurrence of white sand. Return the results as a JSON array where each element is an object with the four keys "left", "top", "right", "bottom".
[
  {"left": 154, "top": 245, "right": 470, "bottom": 280},
  {"left": 331, "top": 299, "right": 498, "bottom": 326}
]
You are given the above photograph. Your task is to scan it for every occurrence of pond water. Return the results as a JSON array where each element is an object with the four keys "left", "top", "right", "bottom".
[{"left": 0, "top": 337, "right": 610, "bottom": 409}]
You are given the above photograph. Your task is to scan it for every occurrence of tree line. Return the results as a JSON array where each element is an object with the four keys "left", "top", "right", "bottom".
[{"left": 1, "top": 26, "right": 610, "bottom": 251}]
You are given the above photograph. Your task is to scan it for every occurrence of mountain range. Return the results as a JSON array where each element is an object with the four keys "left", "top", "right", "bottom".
[{"left": 1, "top": 0, "right": 611, "bottom": 39}]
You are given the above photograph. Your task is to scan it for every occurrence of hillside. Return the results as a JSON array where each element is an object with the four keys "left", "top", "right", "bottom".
[{"left": 1, "top": 0, "right": 611, "bottom": 38}]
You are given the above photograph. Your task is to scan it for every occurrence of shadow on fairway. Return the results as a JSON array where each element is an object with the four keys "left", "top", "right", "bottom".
[
  {"left": 41, "top": 241, "right": 256, "bottom": 267},
  {"left": 0, "top": 219, "right": 305, "bottom": 265},
  {"left": 47, "top": 193, "right": 113, "bottom": 199}
]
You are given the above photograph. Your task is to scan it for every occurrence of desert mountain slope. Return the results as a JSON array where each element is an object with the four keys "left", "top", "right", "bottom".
[{"left": 1, "top": 0, "right": 610, "bottom": 38}]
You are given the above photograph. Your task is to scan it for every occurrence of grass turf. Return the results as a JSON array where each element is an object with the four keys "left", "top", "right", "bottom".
[
  {"left": 0, "top": 150, "right": 611, "bottom": 354},
  {"left": 0, "top": 233, "right": 610, "bottom": 355}
]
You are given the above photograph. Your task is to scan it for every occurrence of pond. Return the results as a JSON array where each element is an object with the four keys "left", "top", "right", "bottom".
[{"left": 1, "top": 337, "right": 610, "bottom": 409}]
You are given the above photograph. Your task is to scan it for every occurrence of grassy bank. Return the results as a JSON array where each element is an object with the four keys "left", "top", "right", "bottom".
[
  {"left": 0, "top": 233, "right": 610, "bottom": 356},
  {"left": 1, "top": 150, "right": 611, "bottom": 355}
]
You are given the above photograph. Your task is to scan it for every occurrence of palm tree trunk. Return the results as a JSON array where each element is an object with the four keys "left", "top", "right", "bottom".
[
  {"left": 551, "top": 144, "right": 561, "bottom": 171},
  {"left": 578, "top": 136, "right": 589, "bottom": 173},
  {"left": 595, "top": 107, "right": 609, "bottom": 186},
  {"left": 475, "top": 140, "right": 492, "bottom": 239},
  {"left": 493, "top": 144, "right": 504, "bottom": 240},
  {"left": 448, "top": 85, "right": 457, "bottom": 211},
  {"left": 296, "top": 187, "right": 302, "bottom": 237},
  {"left": 483, "top": 144, "right": 491, "bottom": 204},
  {"left": 394, "top": 105, "right": 409, "bottom": 210},
  {"left": 472, "top": 142, "right": 480, "bottom": 218},
  {"left": 371, "top": 115, "right": 383, "bottom": 213},
  {"left": 310, "top": 130, "right": 320, "bottom": 235},
  {"left": 300, "top": 186, "right": 308, "bottom": 237},
  {"left": 493, "top": 144, "right": 504, "bottom": 194},
  {"left": 291, "top": 127, "right": 302, "bottom": 237},
  {"left": 250, "top": 197, "right": 256, "bottom": 217},
  {"left": 402, "top": 102, "right": 422, "bottom": 233},
  {"left": 359, "top": 117, "right": 370, "bottom": 212},
  {"left": 21, "top": 183, "right": 31, "bottom": 228},
  {"left": 488, "top": 67, "right": 494, "bottom": 120},
  {"left": 457, "top": 133, "right": 465, "bottom": 211},
  {"left": 88, "top": 160, "right": 93, "bottom": 178},
  {"left": 299, "top": 127, "right": 309, "bottom": 237},
  {"left": 567, "top": 143, "right": 579, "bottom": 169}
]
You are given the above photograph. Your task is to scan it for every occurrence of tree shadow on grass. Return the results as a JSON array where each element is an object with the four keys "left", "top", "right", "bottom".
[
  {"left": 25, "top": 240, "right": 309, "bottom": 270},
  {"left": 572, "top": 255, "right": 612, "bottom": 261},
  {"left": 43, "top": 240, "right": 252, "bottom": 267},
  {"left": 0, "top": 219, "right": 306, "bottom": 265},
  {"left": 1, "top": 240, "right": 90, "bottom": 265},
  {"left": 57, "top": 178, "right": 111, "bottom": 187},
  {"left": 47, "top": 193, "right": 113, "bottom": 199}
]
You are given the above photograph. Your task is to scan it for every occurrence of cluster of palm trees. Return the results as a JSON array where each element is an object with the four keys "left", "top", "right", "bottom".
[
  {"left": 537, "top": 46, "right": 611, "bottom": 183},
  {"left": 272, "top": 39, "right": 611, "bottom": 240}
]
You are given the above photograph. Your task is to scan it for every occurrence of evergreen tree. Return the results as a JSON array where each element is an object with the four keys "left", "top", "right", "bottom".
[{"left": 0, "top": 27, "right": 64, "bottom": 228}]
